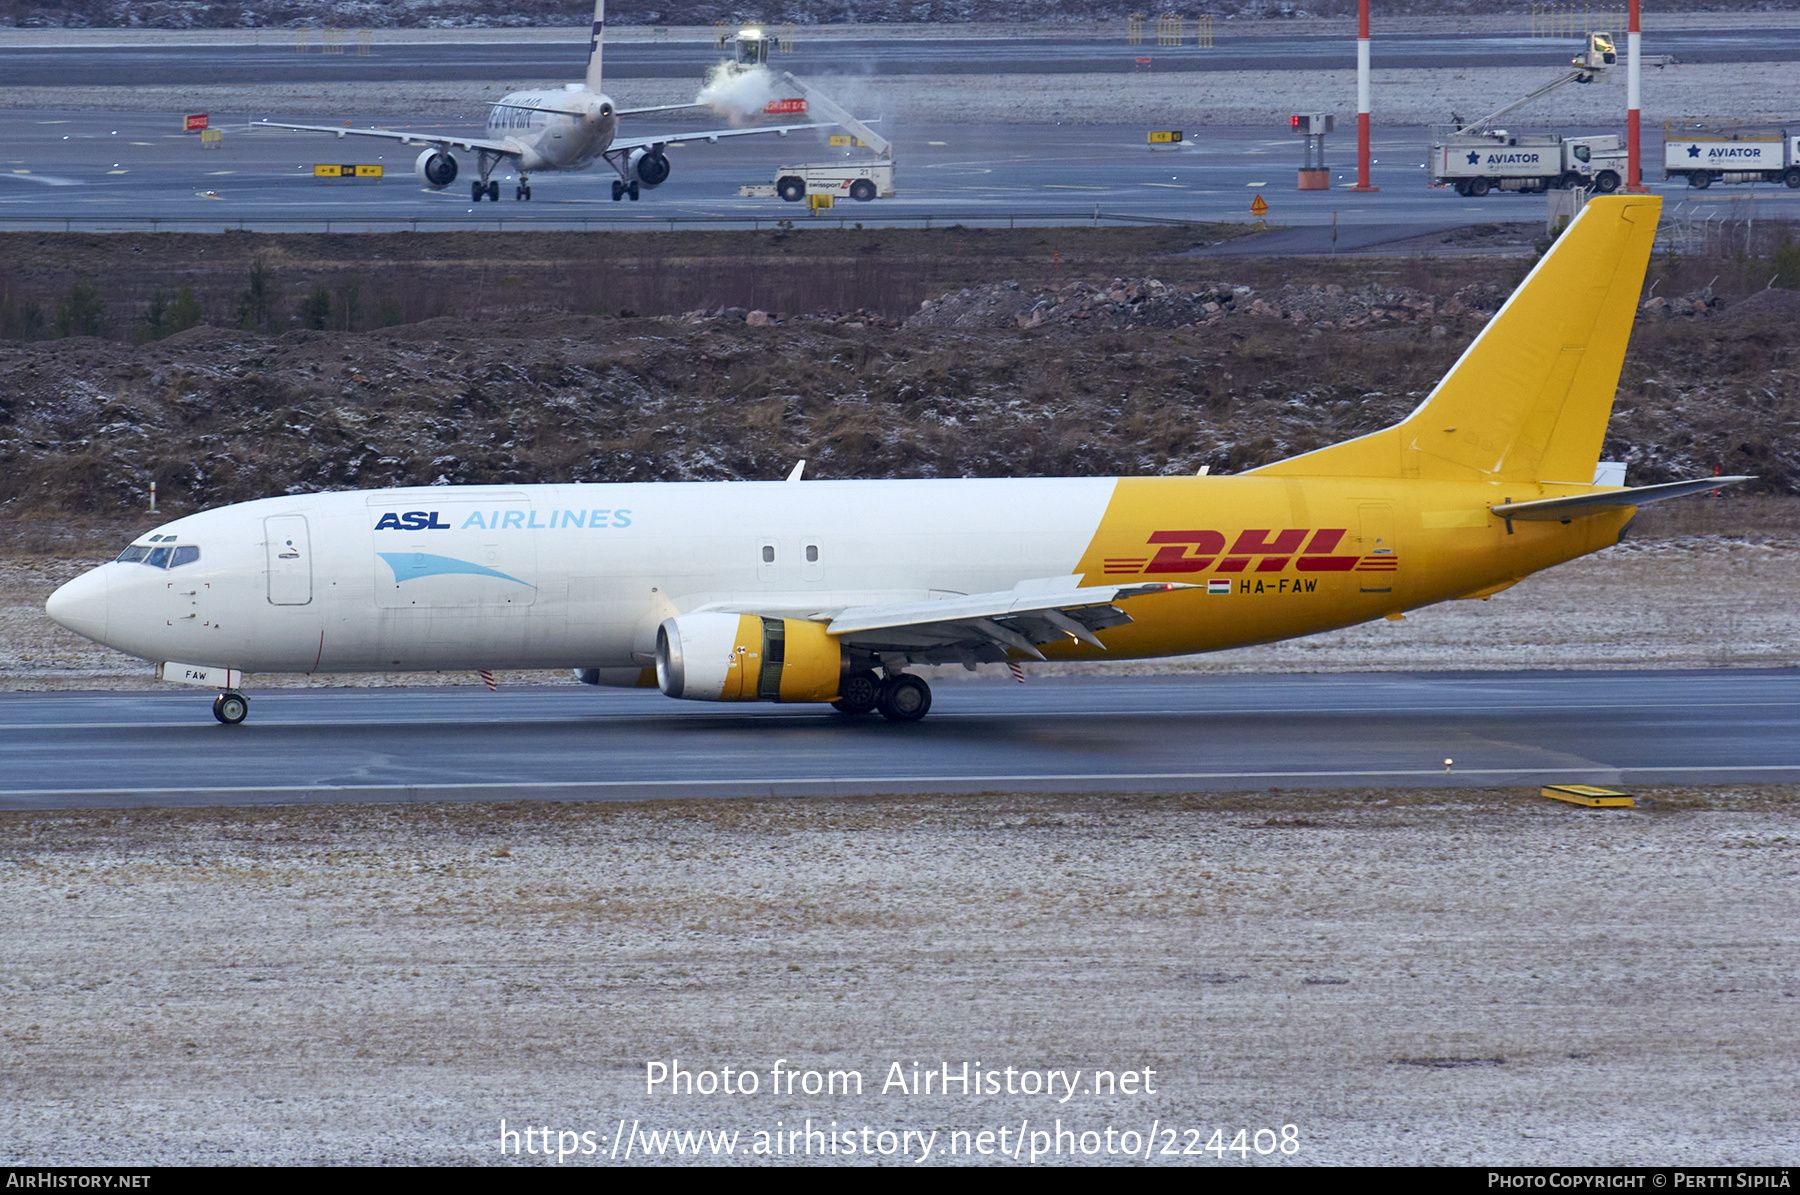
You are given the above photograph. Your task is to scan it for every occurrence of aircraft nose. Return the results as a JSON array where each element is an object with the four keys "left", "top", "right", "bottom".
[{"left": 46, "top": 567, "right": 109, "bottom": 644}]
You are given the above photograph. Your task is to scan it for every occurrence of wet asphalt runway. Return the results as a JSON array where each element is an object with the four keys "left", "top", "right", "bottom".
[
  {"left": 8, "top": 108, "right": 1793, "bottom": 232},
  {"left": 3, "top": 669, "right": 1796, "bottom": 809}
]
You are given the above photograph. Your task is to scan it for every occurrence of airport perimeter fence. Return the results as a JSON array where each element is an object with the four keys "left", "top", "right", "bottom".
[{"left": 0, "top": 210, "right": 1214, "bottom": 234}]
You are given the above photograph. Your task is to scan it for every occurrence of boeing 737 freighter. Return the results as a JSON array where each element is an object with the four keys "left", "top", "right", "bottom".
[
  {"left": 258, "top": 1, "right": 825, "bottom": 203},
  {"left": 46, "top": 197, "right": 1746, "bottom": 725}
]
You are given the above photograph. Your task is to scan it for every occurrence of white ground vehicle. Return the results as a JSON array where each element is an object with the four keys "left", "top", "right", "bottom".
[
  {"left": 741, "top": 160, "right": 895, "bottom": 203},
  {"left": 739, "top": 73, "right": 895, "bottom": 203},
  {"left": 1663, "top": 122, "right": 1800, "bottom": 189},
  {"left": 1432, "top": 131, "right": 1626, "bottom": 196}
]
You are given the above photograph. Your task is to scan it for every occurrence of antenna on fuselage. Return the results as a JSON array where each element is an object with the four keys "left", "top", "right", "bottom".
[{"left": 585, "top": 0, "right": 605, "bottom": 91}]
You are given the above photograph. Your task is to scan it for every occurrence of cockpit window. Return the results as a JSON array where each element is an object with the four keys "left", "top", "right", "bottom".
[
  {"left": 115, "top": 546, "right": 150, "bottom": 563},
  {"left": 145, "top": 546, "right": 173, "bottom": 568},
  {"left": 116, "top": 543, "right": 201, "bottom": 568},
  {"left": 170, "top": 545, "right": 200, "bottom": 567}
]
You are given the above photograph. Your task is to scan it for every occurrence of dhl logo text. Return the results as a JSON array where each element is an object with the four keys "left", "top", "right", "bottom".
[{"left": 1103, "top": 529, "right": 1398, "bottom": 576}]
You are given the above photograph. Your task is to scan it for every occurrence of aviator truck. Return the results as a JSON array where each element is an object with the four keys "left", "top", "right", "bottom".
[
  {"left": 1431, "top": 130, "right": 1626, "bottom": 196},
  {"left": 1663, "top": 122, "right": 1800, "bottom": 189}
]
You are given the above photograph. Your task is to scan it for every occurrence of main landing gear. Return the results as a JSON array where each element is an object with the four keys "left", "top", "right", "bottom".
[
  {"left": 833, "top": 669, "right": 932, "bottom": 723},
  {"left": 472, "top": 179, "right": 499, "bottom": 203},
  {"left": 611, "top": 179, "right": 640, "bottom": 202},
  {"left": 212, "top": 690, "right": 250, "bottom": 725}
]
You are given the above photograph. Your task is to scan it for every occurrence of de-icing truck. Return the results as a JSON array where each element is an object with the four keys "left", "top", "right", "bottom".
[
  {"left": 1429, "top": 128, "right": 1626, "bottom": 197},
  {"left": 1663, "top": 121, "right": 1800, "bottom": 189}
]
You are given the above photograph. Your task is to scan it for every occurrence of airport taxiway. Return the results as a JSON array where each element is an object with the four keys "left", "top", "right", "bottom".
[
  {"left": 6, "top": 109, "right": 1795, "bottom": 232},
  {"left": 5, "top": 669, "right": 1798, "bottom": 809}
]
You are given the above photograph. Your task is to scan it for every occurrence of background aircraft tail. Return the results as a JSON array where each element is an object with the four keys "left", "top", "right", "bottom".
[
  {"left": 1256, "top": 194, "right": 1662, "bottom": 484},
  {"left": 586, "top": 0, "right": 605, "bottom": 91}
]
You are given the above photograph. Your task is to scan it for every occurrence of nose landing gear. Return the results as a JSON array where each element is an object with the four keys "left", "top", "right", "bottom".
[{"left": 212, "top": 690, "right": 250, "bottom": 726}]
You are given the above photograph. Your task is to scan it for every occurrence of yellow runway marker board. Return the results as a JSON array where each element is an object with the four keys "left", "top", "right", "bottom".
[{"left": 1541, "top": 785, "right": 1636, "bottom": 808}]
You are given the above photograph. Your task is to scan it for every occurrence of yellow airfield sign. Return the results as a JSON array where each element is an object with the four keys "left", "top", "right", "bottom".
[
  {"left": 314, "top": 164, "right": 384, "bottom": 178},
  {"left": 1250, "top": 193, "right": 1268, "bottom": 216}
]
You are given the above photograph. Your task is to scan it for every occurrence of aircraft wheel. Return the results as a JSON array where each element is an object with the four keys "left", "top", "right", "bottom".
[
  {"left": 471, "top": 181, "right": 485, "bottom": 203},
  {"left": 1688, "top": 171, "right": 1711, "bottom": 190},
  {"left": 487, "top": 181, "right": 500, "bottom": 202},
  {"left": 849, "top": 179, "right": 877, "bottom": 202},
  {"left": 628, "top": 181, "right": 640, "bottom": 201},
  {"left": 212, "top": 691, "right": 249, "bottom": 726},
  {"left": 523, "top": 186, "right": 532, "bottom": 200},
  {"left": 1466, "top": 177, "right": 1490, "bottom": 197},
  {"left": 612, "top": 180, "right": 625, "bottom": 201},
  {"left": 831, "top": 670, "right": 881, "bottom": 715},
  {"left": 877, "top": 674, "right": 932, "bottom": 723}
]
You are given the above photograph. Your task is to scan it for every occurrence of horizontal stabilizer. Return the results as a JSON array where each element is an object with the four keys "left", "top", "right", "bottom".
[{"left": 1493, "top": 475, "right": 1752, "bottom": 521}]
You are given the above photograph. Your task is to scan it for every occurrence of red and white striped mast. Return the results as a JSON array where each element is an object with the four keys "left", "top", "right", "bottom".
[
  {"left": 1350, "top": 0, "right": 1377, "bottom": 191},
  {"left": 1626, "top": 0, "right": 1648, "bottom": 191}
]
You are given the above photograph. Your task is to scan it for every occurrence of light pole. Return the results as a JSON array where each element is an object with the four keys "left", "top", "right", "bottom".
[{"left": 1351, "top": 0, "right": 1377, "bottom": 191}]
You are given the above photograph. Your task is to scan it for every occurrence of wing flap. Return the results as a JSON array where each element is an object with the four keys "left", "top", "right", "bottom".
[{"left": 609, "top": 120, "right": 834, "bottom": 152}]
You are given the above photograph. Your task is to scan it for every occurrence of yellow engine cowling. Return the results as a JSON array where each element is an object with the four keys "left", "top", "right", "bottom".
[{"left": 655, "top": 612, "right": 842, "bottom": 703}]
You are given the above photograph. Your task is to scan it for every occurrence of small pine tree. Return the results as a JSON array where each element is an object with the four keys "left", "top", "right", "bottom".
[
  {"left": 237, "top": 258, "right": 280, "bottom": 332},
  {"left": 299, "top": 286, "right": 332, "bottom": 330},
  {"left": 55, "top": 280, "right": 105, "bottom": 338},
  {"left": 166, "top": 286, "right": 204, "bottom": 334},
  {"left": 1774, "top": 238, "right": 1800, "bottom": 290},
  {"left": 138, "top": 290, "right": 169, "bottom": 342}
]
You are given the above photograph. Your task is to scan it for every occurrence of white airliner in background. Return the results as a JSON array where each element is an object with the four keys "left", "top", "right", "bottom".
[{"left": 257, "top": 0, "right": 826, "bottom": 202}]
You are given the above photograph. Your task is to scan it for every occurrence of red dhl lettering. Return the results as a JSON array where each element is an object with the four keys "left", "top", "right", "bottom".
[{"left": 1136, "top": 529, "right": 1361, "bottom": 575}]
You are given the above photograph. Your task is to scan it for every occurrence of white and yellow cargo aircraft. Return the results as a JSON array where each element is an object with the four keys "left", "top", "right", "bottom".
[
  {"left": 256, "top": 0, "right": 822, "bottom": 203},
  {"left": 47, "top": 196, "right": 1745, "bottom": 725}
]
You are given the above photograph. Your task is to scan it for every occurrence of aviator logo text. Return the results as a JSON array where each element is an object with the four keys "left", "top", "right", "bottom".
[
  {"left": 1103, "top": 529, "right": 1361, "bottom": 576},
  {"left": 373, "top": 508, "right": 634, "bottom": 531}
]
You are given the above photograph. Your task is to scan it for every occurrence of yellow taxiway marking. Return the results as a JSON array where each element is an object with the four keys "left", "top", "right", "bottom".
[
  {"left": 36, "top": 120, "right": 70, "bottom": 125},
  {"left": 1247, "top": 181, "right": 1268, "bottom": 187},
  {"left": 206, "top": 170, "right": 236, "bottom": 175},
  {"left": 1142, "top": 182, "right": 1187, "bottom": 188},
  {"left": 11, "top": 169, "right": 29, "bottom": 174},
  {"left": 1045, "top": 183, "right": 1108, "bottom": 190},
  {"left": 928, "top": 140, "right": 948, "bottom": 145},
  {"left": 106, "top": 169, "right": 128, "bottom": 174},
  {"left": 130, "top": 141, "right": 154, "bottom": 146}
]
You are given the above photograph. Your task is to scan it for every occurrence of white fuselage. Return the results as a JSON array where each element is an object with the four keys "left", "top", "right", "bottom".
[
  {"left": 47, "top": 480, "right": 1114, "bottom": 677},
  {"left": 485, "top": 87, "right": 617, "bottom": 173}
]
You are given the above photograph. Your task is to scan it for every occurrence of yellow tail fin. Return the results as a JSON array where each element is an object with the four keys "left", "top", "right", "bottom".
[{"left": 1256, "top": 195, "right": 1661, "bottom": 484}]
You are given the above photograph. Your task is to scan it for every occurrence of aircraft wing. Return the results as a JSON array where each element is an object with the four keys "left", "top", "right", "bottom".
[
  {"left": 609, "top": 119, "right": 836, "bottom": 151},
  {"left": 1493, "top": 475, "right": 1753, "bottom": 521},
  {"left": 254, "top": 119, "right": 519, "bottom": 157},
  {"left": 789, "top": 579, "right": 1193, "bottom": 664}
]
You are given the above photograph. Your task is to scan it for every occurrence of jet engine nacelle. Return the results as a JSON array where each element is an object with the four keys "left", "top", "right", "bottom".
[
  {"left": 414, "top": 148, "right": 459, "bottom": 188},
  {"left": 629, "top": 146, "right": 671, "bottom": 188},
  {"left": 655, "top": 612, "right": 841, "bottom": 702}
]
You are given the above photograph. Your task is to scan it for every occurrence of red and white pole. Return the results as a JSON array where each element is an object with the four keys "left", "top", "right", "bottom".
[
  {"left": 1626, "top": 0, "right": 1647, "bottom": 191},
  {"left": 1351, "top": 0, "right": 1377, "bottom": 191}
]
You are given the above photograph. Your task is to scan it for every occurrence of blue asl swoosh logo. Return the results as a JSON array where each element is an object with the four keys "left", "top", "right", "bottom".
[{"left": 377, "top": 552, "right": 534, "bottom": 588}]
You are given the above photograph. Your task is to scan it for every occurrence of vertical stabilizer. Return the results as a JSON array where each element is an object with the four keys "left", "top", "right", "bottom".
[
  {"left": 585, "top": 0, "right": 605, "bottom": 91},
  {"left": 1255, "top": 195, "right": 1662, "bottom": 483}
]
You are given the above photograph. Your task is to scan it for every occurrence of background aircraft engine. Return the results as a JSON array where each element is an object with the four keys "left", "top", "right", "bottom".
[
  {"left": 629, "top": 147, "right": 671, "bottom": 187},
  {"left": 656, "top": 613, "right": 841, "bottom": 703},
  {"left": 414, "top": 149, "right": 459, "bottom": 188}
]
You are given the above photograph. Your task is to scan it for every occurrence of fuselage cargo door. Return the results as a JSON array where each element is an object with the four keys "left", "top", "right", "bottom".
[{"left": 265, "top": 514, "right": 313, "bottom": 606}]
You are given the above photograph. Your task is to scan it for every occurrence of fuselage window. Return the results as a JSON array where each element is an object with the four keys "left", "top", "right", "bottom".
[
  {"left": 805, "top": 544, "right": 819, "bottom": 563},
  {"left": 115, "top": 545, "right": 150, "bottom": 563},
  {"left": 762, "top": 545, "right": 776, "bottom": 563}
]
